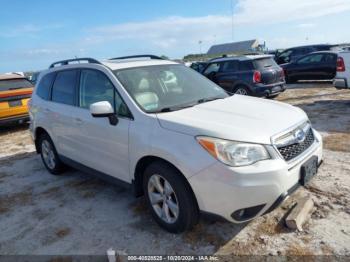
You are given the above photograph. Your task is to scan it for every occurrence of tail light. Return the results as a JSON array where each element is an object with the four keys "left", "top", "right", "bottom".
[
  {"left": 337, "top": 57, "right": 345, "bottom": 72},
  {"left": 253, "top": 71, "right": 262, "bottom": 83},
  {"left": 27, "top": 99, "right": 32, "bottom": 110},
  {"left": 281, "top": 69, "right": 285, "bottom": 78}
]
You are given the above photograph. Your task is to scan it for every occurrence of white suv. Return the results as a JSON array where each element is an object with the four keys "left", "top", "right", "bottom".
[{"left": 29, "top": 55, "right": 323, "bottom": 233}]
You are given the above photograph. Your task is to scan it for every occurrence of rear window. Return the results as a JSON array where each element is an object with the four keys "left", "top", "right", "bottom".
[
  {"left": 51, "top": 70, "right": 78, "bottom": 106},
  {"left": 0, "top": 79, "right": 33, "bottom": 92},
  {"left": 253, "top": 58, "right": 278, "bottom": 69},
  {"left": 36, "top": 73, "right": 55, "bottom": 100}
]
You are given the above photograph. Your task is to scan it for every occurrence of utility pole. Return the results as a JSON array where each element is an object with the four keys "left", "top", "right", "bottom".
[
  {"left": 231, "top": 0, "right": 234, "bottom": 41},
  {"left": 198, "top": 40, "right": 203, "bottom": 60}
]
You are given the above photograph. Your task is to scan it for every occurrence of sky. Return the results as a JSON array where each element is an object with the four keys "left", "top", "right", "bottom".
[{"left": 0, "top": 0, "right": 350, "bottom": 72}]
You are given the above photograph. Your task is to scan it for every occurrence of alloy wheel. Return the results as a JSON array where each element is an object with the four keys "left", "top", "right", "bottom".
[
  {"left": 235, "top": 88, "right": 248, "bottom": 95},
  {"left": 147, "top": 174, "right": 179, "bottom": 224},
  {"left": 42, "top": 140, "right": 56, "bottom": 169}
]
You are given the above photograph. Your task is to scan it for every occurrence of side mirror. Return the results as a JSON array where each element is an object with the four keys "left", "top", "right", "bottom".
[{"left": 90, "top": 101, "right": 118, "bottom": 126}]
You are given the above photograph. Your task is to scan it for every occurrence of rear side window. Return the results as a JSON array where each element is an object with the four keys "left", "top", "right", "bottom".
[
  {"left": 239, "top": 61, "right": 254, "bottom": 71},
  {"left": 36, "top": 73, "right": 55, "bottom": 100},
  {"left": 51, "top": 70, "right": 78, "bottom": 106},
  {"left": 221, "top": 61, "right": 239, "bottom": 72},
  {"left": 0, "top": 79, "right": 33, "bottom": 92},
  {"left": 323, "top": 54, "right": 337, "bottom": 63},
  {"left": 253, "top": 58, "right": 278, "bottom": 69}
]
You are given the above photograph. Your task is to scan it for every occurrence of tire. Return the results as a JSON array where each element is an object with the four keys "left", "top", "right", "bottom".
[
  {"left": 268, "top": 94, "right": 279, "bottom": 99},
  {"left": 286, "top": 76, "right": 296, "bottom": 84},
  {"left": 39, "top": 133, "right": 65, "bottom": 175},
  {"left": 233, "top": 85, "right": 250, "bottom": 96},
  {"left": 143, "top": 161, "right": 199, "bottom": 233}
]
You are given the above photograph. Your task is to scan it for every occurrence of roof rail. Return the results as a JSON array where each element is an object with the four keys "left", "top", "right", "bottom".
[
  {"left": 49, "top": 58, "right": 101, "bottom": 69},
  {"left": 109, "top": 55, "right": 164, "bottom": 61}
]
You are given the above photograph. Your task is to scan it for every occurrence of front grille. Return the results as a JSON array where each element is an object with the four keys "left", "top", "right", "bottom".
[{"left": 277, "top": 128, "right": 315, "bottom": 161}]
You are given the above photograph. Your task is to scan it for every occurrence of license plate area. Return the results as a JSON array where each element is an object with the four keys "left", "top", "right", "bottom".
[
  {"left": 8, "top": 100, "right": 23, "bottom": 107},
  {"left": 300, "top": 156, "right": 318, "bottom": 186}
]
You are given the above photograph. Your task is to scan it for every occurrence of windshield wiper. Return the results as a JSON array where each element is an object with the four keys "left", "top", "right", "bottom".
[
  {"left": 197, "top": 96, "right": 225, "bottom": 104},
  {"left": 159, "top": 103, "right": 197, "bottom": 112}
]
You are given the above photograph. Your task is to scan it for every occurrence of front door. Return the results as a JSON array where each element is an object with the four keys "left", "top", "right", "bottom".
[{"left": 69, "top": 69, "right": 132, "bottom": 183}]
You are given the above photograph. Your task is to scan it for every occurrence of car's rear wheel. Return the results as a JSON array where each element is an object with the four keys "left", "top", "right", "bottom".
[
  {"left": 39, "top": 133, "right": 65, "bottom": 175},
  {"left": 234, "top": 86, "right": 250, "bottom": 95},
  {"left": 143, "top": 161, "right": 199, "bottom": 233}
]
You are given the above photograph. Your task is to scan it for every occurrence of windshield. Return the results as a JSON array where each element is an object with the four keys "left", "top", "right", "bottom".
[
  {"left": 0, "top": 79, "right": 33, "bottom": 92},
  {"left": 113, "top": 64, "right": 228, "bottom": 113}
]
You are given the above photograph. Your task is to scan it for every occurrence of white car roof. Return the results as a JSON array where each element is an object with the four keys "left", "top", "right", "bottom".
[{"left": 102, "top": 59, "right": 178, "bottom": 71}]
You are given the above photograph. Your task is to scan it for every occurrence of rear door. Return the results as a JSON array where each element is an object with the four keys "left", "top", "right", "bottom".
[
  {"left": 293, "top": 54, "right": 325, "bottom": 80},
  {"left": 321, "top": 53, "right": 337, "bottom": 79},
  {"left": 215, "top": 60, "right": 239, "bottom": 91},
  {"left": 49, "top": 69, "right": 79, "bottom": 159}
]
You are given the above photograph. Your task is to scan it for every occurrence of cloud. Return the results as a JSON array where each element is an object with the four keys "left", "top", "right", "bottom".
[
  {"left": 296, "top": 23, "right": 316, "bottom": 28},
  {"left": 86, "top": 0, "right": 350, "bottom": 52},
  {"left": 88, "top": 15, "right": 231, "bottom": 49},
  {"left": 0, "top": 24, "right": 64, "bottom": 38},
  {"left": 233, "top": 0, "right": 350, "bottom": 25}
]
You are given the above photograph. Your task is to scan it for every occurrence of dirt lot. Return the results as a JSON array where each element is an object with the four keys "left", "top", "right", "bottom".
[{"left": 0, "top": 83, "right": 349, "bottom": 256}]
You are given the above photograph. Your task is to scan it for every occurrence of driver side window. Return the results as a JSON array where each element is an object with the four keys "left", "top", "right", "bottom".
[
  {"left": 203, "top": 63, "right": 220, "bottom": 75},
  {"left": 79, "top": 69, "right": 131, "bottom": 118}
]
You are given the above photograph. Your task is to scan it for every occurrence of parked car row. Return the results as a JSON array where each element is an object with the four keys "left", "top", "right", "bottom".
[
  {"left": 28, "top": 55, "right": 323, "bottom": 233},
  {"left": 186, "top": 44, "right": 344, "bottom": 95}
]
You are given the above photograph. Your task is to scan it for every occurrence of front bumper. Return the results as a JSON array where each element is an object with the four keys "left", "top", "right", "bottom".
[{"left": 188, "top": 129, "right": 323, "bottom": 223}]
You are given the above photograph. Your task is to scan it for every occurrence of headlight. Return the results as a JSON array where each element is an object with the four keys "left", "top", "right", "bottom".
[{"left": 197, "top": 136, "right": 270, "bottom": 167}]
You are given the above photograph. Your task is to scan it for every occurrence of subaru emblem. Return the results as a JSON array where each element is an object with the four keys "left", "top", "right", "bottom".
[{"left": 294, "top": 129, "right": 305, "bottom": 143}]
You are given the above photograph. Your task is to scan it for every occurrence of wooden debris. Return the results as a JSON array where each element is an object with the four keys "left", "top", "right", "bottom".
[{"left": 285, "top": 196, "right": 314, "bottom": 231}]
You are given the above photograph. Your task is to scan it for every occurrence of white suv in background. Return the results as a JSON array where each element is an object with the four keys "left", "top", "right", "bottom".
[
  {"left": 334, "top": 51, "right": 350, "bottom": 89},
  {"left": 29, "top": 55, "right": 323, "bottom": 233}
]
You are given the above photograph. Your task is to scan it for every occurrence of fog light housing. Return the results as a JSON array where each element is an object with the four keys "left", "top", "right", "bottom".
[{"left": 231, "top": 204, "right": 266, "bottom": 221}]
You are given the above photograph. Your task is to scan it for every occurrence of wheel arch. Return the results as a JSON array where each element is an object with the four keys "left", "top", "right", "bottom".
[
  {"left": 132, "top": 155, "right": 197, "bottom": 207},
  {"left": 231, "top": 82, "right": 252, "bottom": 94},
  {"left": 34, "top": 127, "right": 50, "bottom": 153}
]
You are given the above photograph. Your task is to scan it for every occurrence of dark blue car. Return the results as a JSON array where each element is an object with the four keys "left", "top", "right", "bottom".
[{"left": 202, "top": 55, "right": 285, "bottom": 98}]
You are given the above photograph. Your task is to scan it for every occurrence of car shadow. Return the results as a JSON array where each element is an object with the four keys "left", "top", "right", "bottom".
[
  {"left": 285, "top": 81, "right": 333, "bottom": 90},
  {"left": 0, "top": 123, "right": 29, "bottom": 135}
]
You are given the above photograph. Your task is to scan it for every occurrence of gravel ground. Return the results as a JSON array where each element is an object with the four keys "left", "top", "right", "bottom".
[{"left": 0, "top": 83, "right": 349, "bottom": 256}]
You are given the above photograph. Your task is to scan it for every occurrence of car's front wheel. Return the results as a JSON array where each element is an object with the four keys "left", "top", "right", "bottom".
[
  {"left": 143, "top": 161, "right": 199, "bottom": 233},
  {"left": 39, "top": 133, "right": 65, "bottom": 175}
]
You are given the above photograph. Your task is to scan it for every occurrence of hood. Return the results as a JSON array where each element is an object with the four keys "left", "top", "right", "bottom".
[{"left": 156, "top": 95, "right": 308, "bottom": 145}]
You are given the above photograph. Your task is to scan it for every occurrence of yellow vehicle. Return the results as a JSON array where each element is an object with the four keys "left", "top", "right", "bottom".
[{"left": 0, "top": 73, "right": 34, "bottom": 125}]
